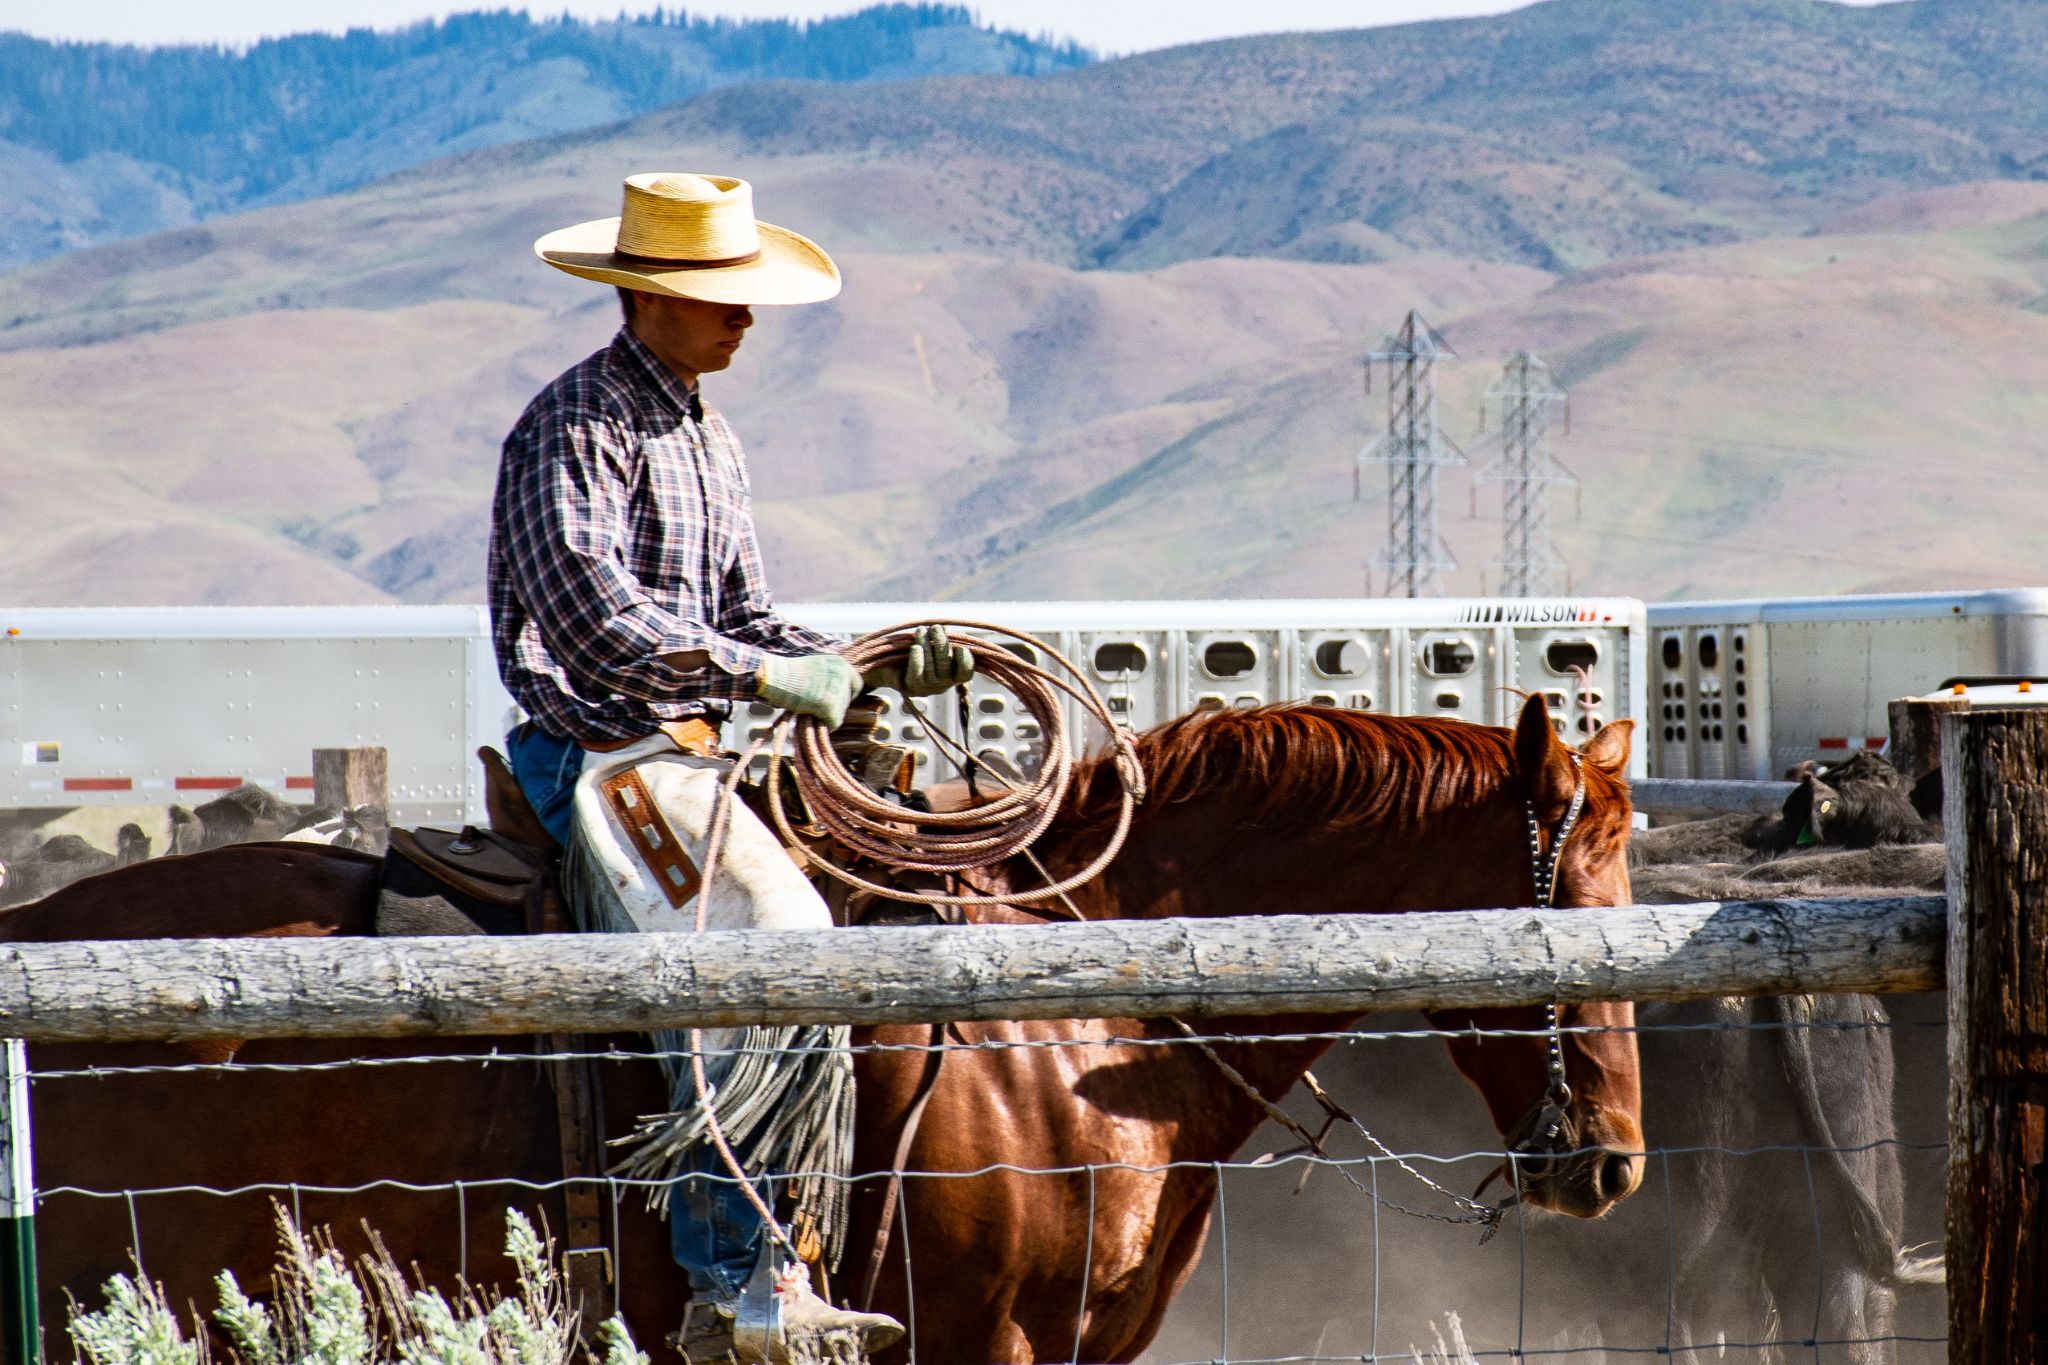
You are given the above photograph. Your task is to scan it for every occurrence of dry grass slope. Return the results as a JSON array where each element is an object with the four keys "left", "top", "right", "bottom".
[{"left": 2, "top": 185, "right": 2045, "bottom": 606}]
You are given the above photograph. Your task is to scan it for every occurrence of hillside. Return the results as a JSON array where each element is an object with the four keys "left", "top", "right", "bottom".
[
  {"left": 0, "top": 5, "right": 1089, "bottom": 270},
  {"left": 630, "top": 0, "right": 2048, "bottom": 271},
  {"left": 2, "top": 179, "right": 2045, "bottom": 608},
  {"left": 3, "top": 0, "right": 2047, "bottom": 609}
]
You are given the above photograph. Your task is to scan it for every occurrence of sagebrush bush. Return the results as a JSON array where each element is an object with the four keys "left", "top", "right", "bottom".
[{"left": 67, "top": 1206, "right": 647, "bottom": 1365}]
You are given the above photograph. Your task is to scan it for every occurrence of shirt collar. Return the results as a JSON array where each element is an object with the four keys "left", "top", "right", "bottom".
[{"left": 611, "top": 325, "right": 704, "bottom": 423}]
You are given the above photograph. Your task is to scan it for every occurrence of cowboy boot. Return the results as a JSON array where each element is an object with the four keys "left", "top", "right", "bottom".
[
  {"left": 770, "top": 1270, "right": 904, "bottom": 1365},
  {"left": 675, "top": 1277, "right": 902, "bottom": 1365}
]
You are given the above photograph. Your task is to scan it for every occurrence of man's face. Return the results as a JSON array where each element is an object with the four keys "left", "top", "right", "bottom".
[{"left": 629, "top": 291, "right": 754, "bottom": 380}]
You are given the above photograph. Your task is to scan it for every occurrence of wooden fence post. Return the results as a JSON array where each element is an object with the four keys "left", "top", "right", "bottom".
[
  {"left": 1944, "top": 709, "right": 2048, "bottom": 1362},
  {"left": 1890, "top": 695, "right": 1970, "bottom": 783},
  {"left": 0, "top": 1039, "right": 38, "bottom": 1364},
  {"left": 314, "top": 746, "right": 387, "bottom": 812}
]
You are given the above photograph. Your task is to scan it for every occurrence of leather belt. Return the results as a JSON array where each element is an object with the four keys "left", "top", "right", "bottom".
[{"left": 582, "top": 717, "right": 722, "bottom": 756}]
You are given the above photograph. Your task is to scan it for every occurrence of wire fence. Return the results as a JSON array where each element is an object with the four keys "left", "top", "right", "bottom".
[{"left": 20, "top": 1009, "right": 1951, "bottom": 1364}]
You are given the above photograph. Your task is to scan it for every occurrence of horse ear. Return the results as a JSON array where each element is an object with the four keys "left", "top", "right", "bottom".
[
  {"left": 1580, "top": 718, "right": 1633, "bottom": 776},
  {"left": 1514, "top": 693, "right": 1576, "bottom": 811}
]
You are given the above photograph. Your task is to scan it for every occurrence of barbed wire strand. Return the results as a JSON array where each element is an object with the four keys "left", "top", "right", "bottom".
[
  {"left": 33, "top": 1135, "right": 1948, "bottom": 1362},
  {"left": 21, "top": 1016, "right": 1941, "bottom": 1083}
]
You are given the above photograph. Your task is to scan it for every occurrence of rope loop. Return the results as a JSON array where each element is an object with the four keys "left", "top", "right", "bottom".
[{"left": 761, "top": 618, "right": 1145, "bottom": 907}]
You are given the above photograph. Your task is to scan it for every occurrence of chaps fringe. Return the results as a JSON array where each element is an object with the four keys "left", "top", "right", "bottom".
[{"left": 562, "top": 831, "right": 856, "bottom": 1270}]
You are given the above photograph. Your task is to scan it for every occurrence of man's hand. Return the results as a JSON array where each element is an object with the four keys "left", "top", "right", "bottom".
[
  {"left": 757, "top": 653, "right": 864, "bottom": 728},
  {"left": 863, "top": 624, "right": 976, "bottom": 699}
]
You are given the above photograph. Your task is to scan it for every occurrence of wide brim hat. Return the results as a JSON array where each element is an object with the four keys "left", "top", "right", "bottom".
[{"left": 535, "top": 172, "right": 840, "bottom": 306}]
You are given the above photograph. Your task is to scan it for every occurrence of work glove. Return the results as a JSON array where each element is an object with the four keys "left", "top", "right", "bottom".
[
  {"left": 862, "top": 624, "right": 975, "bottom": 699},
  {"left": 756, "top": 652, "right": 864, "bottom": 729}
]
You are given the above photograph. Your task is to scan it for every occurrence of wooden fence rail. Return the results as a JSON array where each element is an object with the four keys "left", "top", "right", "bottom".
[{"left": 0, "top": 895, "right": 1944, "bottom": 1045}]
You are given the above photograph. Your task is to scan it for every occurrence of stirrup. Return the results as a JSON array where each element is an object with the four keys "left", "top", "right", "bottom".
[{"left": 731, "top": 1239, "right": 784, "bottom": 1362}]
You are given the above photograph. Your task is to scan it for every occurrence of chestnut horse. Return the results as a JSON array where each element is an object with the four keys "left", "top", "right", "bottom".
[{"left": 6, "top": 696, "right": 1638, "bottom": 1365}]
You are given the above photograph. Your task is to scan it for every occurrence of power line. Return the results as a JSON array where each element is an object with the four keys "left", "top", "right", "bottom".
[
  {"left": 1356, "top": 310, "right": 1465, "bottom": 597},
  {"left": 1477, "top": 352, "right": 1575, "bottom": 597}
]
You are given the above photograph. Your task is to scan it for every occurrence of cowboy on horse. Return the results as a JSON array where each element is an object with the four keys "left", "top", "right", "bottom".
[{"left": 492, "top": 171, "right": 966, "bottom": 1361}]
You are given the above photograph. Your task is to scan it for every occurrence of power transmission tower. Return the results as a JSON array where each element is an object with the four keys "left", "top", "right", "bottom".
[
  {"left": 1355, "top": 310, "right": 1465, "bottom": 597},
  {"left": 1476, "top": 352, "right": 1575, "bottom": 597}
]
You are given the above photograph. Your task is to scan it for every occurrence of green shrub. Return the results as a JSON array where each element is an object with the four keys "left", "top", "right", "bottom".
[{"left": 67, "top": 1206, "right": 647, "bottom": 1365}]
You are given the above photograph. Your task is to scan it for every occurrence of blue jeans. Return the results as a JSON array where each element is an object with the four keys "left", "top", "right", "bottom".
[
  {"left": 505, "top": 722, "right": 583, "bottom": 847},
  {"left": 670, "top": 1135, "right": 775, "bottom": 1299},
  {"left": 504, "top": 723, "right": 778, "bottom": 1300}
]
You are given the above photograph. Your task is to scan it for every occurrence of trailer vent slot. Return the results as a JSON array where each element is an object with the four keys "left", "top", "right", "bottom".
[
  {"left": 1662, "top": 637, "right": 1684, "bottom": 670},
  {"left": 1202, "top": 641, "right": 1258, "bottom": 679},
  {"left": 1544, "top": 639, "right": 1601, "bottom": 675},
  {"left": 1698, "top": 634, "right": 1721, "bottom": 669},
  {"left": 1313, "top": 639, "right": 1369, "bottom": 678},
  {"left": 1422, "top": 638, "right": 1476, "bottom": 677},
  {"left": 1093, "top": 642, "right": 1147, "bottom": 677}
]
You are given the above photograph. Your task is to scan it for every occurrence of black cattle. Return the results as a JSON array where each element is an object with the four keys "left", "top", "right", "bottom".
[
  {"left": 1760, "top": 752, "right": 1934, "bottom": 855},
  {"left": 167, "top": 782, "right": 312, "bottom": 853},
  {"left": 1530, "top": 992, "right": 1939, "bottom": 1363},
  {"left": 0, "top": 832, "right": 112, "bottom": 906}
]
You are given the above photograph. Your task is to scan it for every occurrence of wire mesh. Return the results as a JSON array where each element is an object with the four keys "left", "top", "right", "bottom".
[{"left": 18, "top": 1007, "right": 1948, "bottom": 1364}]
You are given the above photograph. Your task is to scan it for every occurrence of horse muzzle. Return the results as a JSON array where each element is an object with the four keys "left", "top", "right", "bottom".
[
  {"left": 1517, "top": 1143, "right": 1644, "bottom": 1218},
  {"left": 1478, "top": 1102, "right": 1645, "bottom": 1219}
]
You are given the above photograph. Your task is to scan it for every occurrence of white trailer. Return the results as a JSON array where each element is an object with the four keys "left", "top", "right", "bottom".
[
  {"left": 764, "top": 598, "right": 1647, "bottom": 783},
  {"left": 0, "top": 606, "right": 515, "bottom": 827},
  {"left": 1645, "top": 588, "right": 2048, "bottom": 780},
  {"left": 1, "top": 598, "right": 1648, "bottom": 827}
]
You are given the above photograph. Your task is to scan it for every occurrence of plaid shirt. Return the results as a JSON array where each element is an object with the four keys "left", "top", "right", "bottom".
[{"left": 488, "top": 326, "right": 839, "bottom": 745}]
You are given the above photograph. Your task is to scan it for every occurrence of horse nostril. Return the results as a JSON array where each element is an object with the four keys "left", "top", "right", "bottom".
[{"left": 1596, "top": 1151, "right": 1635, "bottom": 1200}]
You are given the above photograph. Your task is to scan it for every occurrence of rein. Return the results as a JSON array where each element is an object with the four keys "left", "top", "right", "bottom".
[
  {"left": 1199, "top": 753, "right": 1593, "bottom": 1242},
  {"left": 1470, "top": 752, "right": 1589, "bottom": 1208}
]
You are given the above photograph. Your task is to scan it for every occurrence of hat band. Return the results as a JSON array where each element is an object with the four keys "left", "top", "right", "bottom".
[{"left": 613, "top": 247, "right": 763, "bottom": 270}]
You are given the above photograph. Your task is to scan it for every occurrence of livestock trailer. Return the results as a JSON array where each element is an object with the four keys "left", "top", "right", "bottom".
[
  {"left": 0, "top": 606, "right": 514, "bottom": 828},
  {"left": 1, "top": 599, "right": 1648, "bottom": 826},
  {"left": 772, "top": 598, "right": 1648, "bottom": 784},
  {"left": 1645, "top": 588, "right": 2048, "bottom": 780}
]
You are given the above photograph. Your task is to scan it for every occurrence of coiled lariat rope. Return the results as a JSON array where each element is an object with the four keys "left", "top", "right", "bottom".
[
  {"left": 681, "top": 619, "right": 1148, "bottom": 1269},
  {"left": 763, "top": 619, "right": 1147, "bottom": 906}
]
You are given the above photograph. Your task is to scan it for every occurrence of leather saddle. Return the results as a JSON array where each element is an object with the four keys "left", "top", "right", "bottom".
[{"left": 472, "top": 743, "right": 971, "bottom": 929}]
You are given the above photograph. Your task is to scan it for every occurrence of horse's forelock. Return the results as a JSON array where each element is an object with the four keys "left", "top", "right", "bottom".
[{"left": 1066, "top": 704, "right": 1523, "bottom": 835}]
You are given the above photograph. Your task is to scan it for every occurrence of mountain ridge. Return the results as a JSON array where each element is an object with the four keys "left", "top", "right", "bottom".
[
  {"left": 0, "top": 5, "right": 1090, "bottom": 270},
  {"left": 3, "top": 1, "right": 2047, "bottom": 609}
]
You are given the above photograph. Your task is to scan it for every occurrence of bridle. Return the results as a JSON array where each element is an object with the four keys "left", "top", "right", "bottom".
[
  {"left": 1493, "top": 752, "right": 1590, "bottom": 1181},
  {"left": 1189, "top": 751, "right": 1596, "bottom": 1242}
]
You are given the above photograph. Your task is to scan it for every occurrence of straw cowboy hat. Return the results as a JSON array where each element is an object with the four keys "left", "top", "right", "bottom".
[{"left": 535, "top": 172, "right": 840, "bottom": 305}]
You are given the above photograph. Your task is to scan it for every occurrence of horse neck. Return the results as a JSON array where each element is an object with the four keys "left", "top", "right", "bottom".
[
  {"left": 1012, "top": 744, "right": 1528, "bottom": 1162},
  {"left": 1030, "top": 766, "right": 1526, "bottom": 927}
]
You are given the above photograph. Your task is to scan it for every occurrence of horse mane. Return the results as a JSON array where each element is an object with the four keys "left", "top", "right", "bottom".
[{"left": 1064, "top": 703, "right": 1522, "bottom": 836}]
